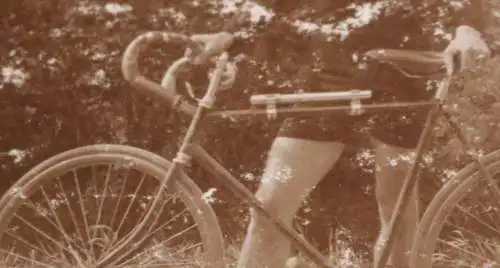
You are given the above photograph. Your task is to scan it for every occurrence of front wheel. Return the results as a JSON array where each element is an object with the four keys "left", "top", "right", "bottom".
[
  {"left": 0, "top": 144, "right": 225, "bottom": 267},
  {"left": 410, "top": 149, "right": 500, "bottom": 268}
]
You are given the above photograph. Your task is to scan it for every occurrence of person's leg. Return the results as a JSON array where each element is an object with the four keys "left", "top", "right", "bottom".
[
  {"left": 371, "top": 137, "right": 419, "bottom": 268},
  {"left": 236, "top": 137, "right": 345, "bottom": 268}
]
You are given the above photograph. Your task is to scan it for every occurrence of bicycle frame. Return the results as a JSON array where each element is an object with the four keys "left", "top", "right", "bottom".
[
  {"left": 104, "top": 34, "right": 498, "bottom": 268},
  {"left": 163, "top": 57, "right": 498, "bottom": 268},
  {"left": 185, "top": 100, "right": 440, "bottom": 268},
  {"left": 104, "top": 54, "right": 441, "bottom": 268},
  {"left": 150, "top": 52, "right": 446, "bottom": 268}
]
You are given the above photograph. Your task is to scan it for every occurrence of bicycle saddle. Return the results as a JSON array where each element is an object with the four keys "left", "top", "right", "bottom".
[{"left": 365, "top": 49, "right": 447, "bottom": 78}]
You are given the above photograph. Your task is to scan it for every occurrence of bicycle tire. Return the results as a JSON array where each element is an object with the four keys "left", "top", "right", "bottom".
[
  {"left": 410, "top": 149, "right": 500, "bottom": 268},
  {"left": 0, "top": 144, "right": 225, "bottom": 267}
]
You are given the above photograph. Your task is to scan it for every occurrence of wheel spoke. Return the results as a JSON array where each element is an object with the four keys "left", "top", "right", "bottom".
[
  {"left": 142, "top": 191, "right": 181, "bottom": 237},
  {"left": 0, "top": 247, "right": 54, "bottom": 268},
  {"left": 55, "top": 176, "right": 86, "bottom": 247},
  {"left": 19, "top": 199, "right": 67, "bottom": 244},
  {"left": 437, "top": 238, "right": 496, "bottom": 265},
  {"left": 12, "top": 214, "right": 72, "bottom": 257},
  {"left": 136, "top": 242, "right": 207, "bottom": 267},
  {"left": 39, "top": 186, "right": 76, "bottom": 251},
  {"left": 148, "top": 207, "right": 190, "bottom": 240},
  {"left": 109, "top": 167, "right": 131, "bottom": 232},
  {"left": 108, "top": 190, "right": 182, "bottom": 262},
  {"left": 119, "top": 223, "right": 199, "bottom": 266},
  {"left": 3, "top": 229, "right": 53, "bottom": 259},
  {"left": 430, "top": 251, "right": 477, "bottom": 268},
  {"left": 94, "top": 164, "right": 114, "bottom": 239},
  {"left": 453, "top": 204, "right": 500, "bottom": 237},
  {"left": 72, "top": 168, "right": 96, "bottom": 261},
  {"left": 166, "top": 241, "right": 204, "bottom": 261},
  {"left": 443, "top": 220, "right": 495, "bottom": 247},
  {"left": 115, "top": 172, "right": 147, "bottom": 238},
  {"left": 109, "top": 190, "right": 195, "bottom": 267}
]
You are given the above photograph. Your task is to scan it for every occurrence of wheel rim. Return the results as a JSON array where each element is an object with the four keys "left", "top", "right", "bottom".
[
  {"left": 0, "top": 154, "right": 210, "bottom": 267},
  {"left": 420, "top": 161, "right": 500, "bottom": 268}
]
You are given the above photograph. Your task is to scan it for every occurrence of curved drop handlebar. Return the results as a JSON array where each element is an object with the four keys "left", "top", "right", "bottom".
[{"left": 121, "top": 31, "right": 236, "bottom": 115}]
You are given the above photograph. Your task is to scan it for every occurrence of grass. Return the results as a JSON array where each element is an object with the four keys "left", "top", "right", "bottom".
[
  {"left": 223, "top": 226, "right": 368, "bottom": 268},
  {"left": 2, "top": 229, "right": 500, "bottom": 267}
]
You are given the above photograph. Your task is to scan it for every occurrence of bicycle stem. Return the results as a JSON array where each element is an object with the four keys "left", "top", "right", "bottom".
[{"left": 94, "top": 53, "right": 229, "bottom": 268}]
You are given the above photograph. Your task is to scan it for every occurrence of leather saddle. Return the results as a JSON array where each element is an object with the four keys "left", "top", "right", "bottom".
[{"left": 365, "top": 49, "right": 448, "bottom": 78}]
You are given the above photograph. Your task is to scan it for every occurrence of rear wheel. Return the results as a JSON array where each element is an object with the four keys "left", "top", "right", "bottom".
[
  {"left": 0, "top": 144, "right": 225, "bottom": 267},
  {"left": 410, "top": 149, "right": 500, "bottom": 268}
]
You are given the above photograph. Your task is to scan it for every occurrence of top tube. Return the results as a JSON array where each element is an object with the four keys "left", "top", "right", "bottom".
[{"left": 205, "top": 99, "right": 439, "bottom": 120}]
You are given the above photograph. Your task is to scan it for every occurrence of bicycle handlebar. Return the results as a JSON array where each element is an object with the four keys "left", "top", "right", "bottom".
[
  {"left": 121, "top": 31, "right": 235, "bottom": 114},
  {"left": 122, "top": 29, "right": 458, "bottom": 117}
]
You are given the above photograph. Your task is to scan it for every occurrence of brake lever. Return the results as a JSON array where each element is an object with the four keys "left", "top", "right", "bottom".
[
  {"left": 160, "top": 57, "right": 192, "bottom": 95},
  {"left": 190, "top": 32, "right": 235, "bottom": 65},
  {"left": 162, "top": 32, "right": 239, "bottom": 103}
]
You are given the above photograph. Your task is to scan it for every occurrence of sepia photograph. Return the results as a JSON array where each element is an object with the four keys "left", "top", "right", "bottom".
[{"left": 1, "top": 0, "right": 500, "bottom": 267}]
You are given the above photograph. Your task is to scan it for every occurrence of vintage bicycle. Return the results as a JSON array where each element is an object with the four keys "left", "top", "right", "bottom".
[{"left": 0, "top": 31, "right": 498, "bottom": 268}]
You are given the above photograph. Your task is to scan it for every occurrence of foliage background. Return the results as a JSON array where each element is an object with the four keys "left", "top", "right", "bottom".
[{"left": 1, "top": 0, "right": 499, "bottom": 258}]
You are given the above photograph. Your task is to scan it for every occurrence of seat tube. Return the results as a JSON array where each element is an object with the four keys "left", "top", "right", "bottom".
[
  {"left": 376, "top": 60, "right": 454, "bottom": 267},
  {"left": 375, "top": 103, "right": 443, "bottom": 268}
]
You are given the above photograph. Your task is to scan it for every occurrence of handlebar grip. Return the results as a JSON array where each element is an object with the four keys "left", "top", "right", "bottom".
[{"left": 121, "top": 31, "right": 201, "bottom": 113}]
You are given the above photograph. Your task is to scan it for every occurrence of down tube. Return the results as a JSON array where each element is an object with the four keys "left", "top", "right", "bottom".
[{"left": 186, "top": 144, "right": 333, "bottom": 268}]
